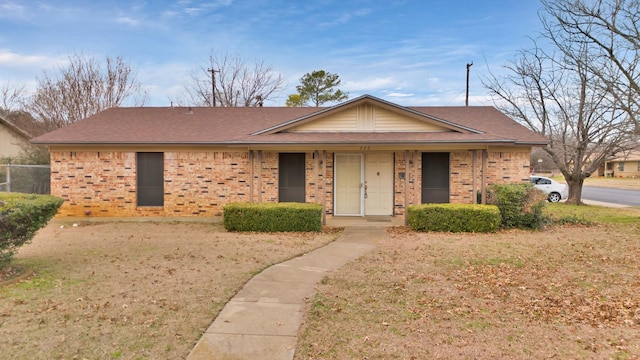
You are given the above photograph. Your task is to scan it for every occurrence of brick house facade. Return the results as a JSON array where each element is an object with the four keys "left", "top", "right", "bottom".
[{"left": 33, "top": 95, "right": 546, "bottom": 222}]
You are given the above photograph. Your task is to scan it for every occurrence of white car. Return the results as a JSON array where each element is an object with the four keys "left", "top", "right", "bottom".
[{"left": 530, "top": 175, "right": 568, "bottom": 202}]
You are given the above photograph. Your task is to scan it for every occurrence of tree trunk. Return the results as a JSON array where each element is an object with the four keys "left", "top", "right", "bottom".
[{"left": 565, "top": 176, "right": 585, "bottom": 205}]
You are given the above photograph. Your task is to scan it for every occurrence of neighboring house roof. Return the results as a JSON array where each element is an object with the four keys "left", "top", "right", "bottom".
[
  {"left": 610, "top": 149, "right": 640, "bottom": 162},
  {"left": 0, "top": 114, "right": 32, "bottom": 140},
  {"left": 31, "top": 94, "right": 547, "bottom": 147}
]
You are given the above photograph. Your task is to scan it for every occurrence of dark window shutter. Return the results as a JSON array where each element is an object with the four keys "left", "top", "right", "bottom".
[
  {"left": 137, "top": 152, "right": 164, "bottom": 206},
  {"left": 278, "top": 153, "right": 306, "bottom": 202},
  {"left": 421, "top": 152, "right": 450, "bottom": 203}
]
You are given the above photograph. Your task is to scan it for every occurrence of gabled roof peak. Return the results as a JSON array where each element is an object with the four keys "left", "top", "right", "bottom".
[{"left": 253, "top": 94, "right": 482, "bottom": 135}]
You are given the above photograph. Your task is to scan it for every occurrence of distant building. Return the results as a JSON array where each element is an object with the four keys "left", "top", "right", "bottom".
[{"left": 605, "top": 150, "right": 640, "bottom": 178}]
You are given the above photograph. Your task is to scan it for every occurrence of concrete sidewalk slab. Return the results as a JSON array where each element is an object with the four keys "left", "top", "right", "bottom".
[
  {"left": 188, "top": 334, "right": 296, "bottom": 360},
  {"left": 232, "top": 279, "right": 317, "bottom": 304},
  {"left": 208, "top": 302, "right": 303, "bottom": 336},
  {"left": 254, "top": 263, "right": 328, "bottom": 284},
  {"left": 187, "top": 226, "right": 387, "bottom": 360}
]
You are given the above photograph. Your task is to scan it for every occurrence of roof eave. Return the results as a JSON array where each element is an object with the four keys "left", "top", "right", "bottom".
[
  {"left": 1, "top": 117, "right": 33, "bottom": 140},
  {"left": 225, "top": 139, "right": 532, "bottom": 146},
  {"left": 35, "top": 139, "right": 547, "bottom": 147}
]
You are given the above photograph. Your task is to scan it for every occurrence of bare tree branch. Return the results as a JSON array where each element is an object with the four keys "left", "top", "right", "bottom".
[
  {"left": 25, "top": 54, "right": 148, "bottom": 130},
  {"left": 0, "top": 81, "right": 26, "bottom": 111},
  {"left": 178, "top": 50, "right": 284, "bottom": 107},
  {"left": 542, "top": 0, "right": 640, "bottom": 132},
  {"left": 483, "top": 34, "right": 636, "bottom": 204}
]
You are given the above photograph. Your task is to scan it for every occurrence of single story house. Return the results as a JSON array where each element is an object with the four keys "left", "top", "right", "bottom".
[
  {"left": 31, "top": 95, "right": 547, "bottom": 222},
  {"left": 604, "top": 149, "right": 640, "bottom": 178}
]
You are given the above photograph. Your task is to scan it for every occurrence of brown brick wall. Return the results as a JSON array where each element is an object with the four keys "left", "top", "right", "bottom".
[
  {"left": 52, "top": 150, "right": 257, "bottom": 217},
  {"left": 51, "top": 151, "right": 137, "bottom": 217},
  {"left": 391, "top": 149, "right": 531, "bottom": 216},
  {"left": 163, "top": 151, "right": 253, "bottom": 216},
  {"left": 50, "top": 148, "right": 530, "bottom": 218},
  {"left": 449, "top": 150, "right": 530, "bottom": 204}
]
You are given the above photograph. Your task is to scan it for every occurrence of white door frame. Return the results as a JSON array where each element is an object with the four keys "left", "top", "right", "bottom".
[{"left": 334, "top": 153, "right": 394, "bottom": 216}]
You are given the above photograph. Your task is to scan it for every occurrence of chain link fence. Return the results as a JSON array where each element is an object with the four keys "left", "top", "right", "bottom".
[{"left": 0, "top": 164, "right": 51, "bottom": 194}]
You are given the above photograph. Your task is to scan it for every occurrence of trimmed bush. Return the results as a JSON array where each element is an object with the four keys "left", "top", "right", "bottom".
[
  {"left": 0, "top": 192, "right": 64, "bottom": 268},
  {"left": 485, "top": 183, "right": 548, "bottom": 229},
  {"left": 407, "top": 204, "right": 501, "bottom": 233},
  {"left": 223, "top": 202, "right": 322, "bottom": 232}
]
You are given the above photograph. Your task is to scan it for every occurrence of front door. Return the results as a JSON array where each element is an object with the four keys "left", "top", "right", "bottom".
[
  {"left": 364, "top": 153, "right": 394, "bottom": 215},
  {"left": 334, "top": 153, "right": 393, "bottom": 216},
  {"left": 335, "top": 154, "right": 363, "bottom": 215}
]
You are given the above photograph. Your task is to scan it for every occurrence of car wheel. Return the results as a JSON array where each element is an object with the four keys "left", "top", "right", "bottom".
[{"left": 548, "top": 192, "right": 561, "bottom": 202}]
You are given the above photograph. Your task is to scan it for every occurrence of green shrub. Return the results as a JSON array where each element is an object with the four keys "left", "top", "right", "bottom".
[
  {"left": 0, "top": 192, "right": 64, "bottom": 268},
  {"left": 485, "top": 183, "right": 548, "bottom": 229},
  {"left": 223, "top": 202, "right": 322, "bottom": 232},
  {"left": 407, "top": 204, "right": 501, "bottom": 233}
]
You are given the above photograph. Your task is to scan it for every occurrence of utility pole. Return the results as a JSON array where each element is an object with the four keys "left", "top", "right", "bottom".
[
  {"left": 465, "top": 62, "right": 473, "bottom": 107},
  {"left": 207, "top": 68, "right": 220, "bottom": 107}
]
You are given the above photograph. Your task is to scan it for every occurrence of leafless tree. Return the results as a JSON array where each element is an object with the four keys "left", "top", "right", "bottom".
[
  {"left": 180, "top": 51, "right": 284, "bottom": 107},
  {"left": 26, "top": 54, "right": 147, "bottom": 130},
  {"left": 542, "top": 0, "right": 640, "bottom": 134},
  {"left": 0, "top": 81, "right": 26, "bottom": 111},
  {"left": 484, "top": 39, "right": 636, "bottom": 204}
]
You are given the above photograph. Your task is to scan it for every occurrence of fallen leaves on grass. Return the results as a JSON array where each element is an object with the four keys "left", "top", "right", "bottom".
[
  {"left": 2, "top": 221, "right": 340, "bottom": 360},
  {"left": 297, "top": 223, "right": 640, "bottom": 359}
]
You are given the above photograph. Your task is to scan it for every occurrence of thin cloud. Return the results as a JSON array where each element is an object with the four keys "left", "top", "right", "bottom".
[
  {"left": 116, "top": 16, "right": 140, "bottom": 26},
  {"left": 0, "top": 49, "right": 49, "bottom": 66},
  {"left": 387, "top": 92, "right": 413, "bottom": 97},
  {"left": 319, "top": 7, "right": 372, "bottom": 27},
  {"left": 179, "top": 0, "right": 234, "bottom": 16},
  {"left": 0, "top": 1, "right": 26, "bottom": 18},
  {"left": 344, "top": 77, "right": 396, "bottom": 91}
]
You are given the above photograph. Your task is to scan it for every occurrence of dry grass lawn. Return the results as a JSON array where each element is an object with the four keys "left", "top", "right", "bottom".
[
  {"left": 296, "top": 207, "right": 640, "bottom": 359},
  {"left": 578, "top": 176, "right": 640, "bottom": 191},
  {"left": 2, "top": 182, "right": 639, "bottom": 359},
  {"left": 0, "top": 220, "right": 339, "bottom": 360}
]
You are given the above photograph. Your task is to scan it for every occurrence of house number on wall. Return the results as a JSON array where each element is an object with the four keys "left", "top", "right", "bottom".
[{"left": 359, "top": 146, "right": 371, "bottom": 151}]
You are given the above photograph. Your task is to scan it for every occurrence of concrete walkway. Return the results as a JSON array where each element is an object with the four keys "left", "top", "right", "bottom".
[{"left": 186, "top": 226, "right": 387, "bottom": 360}]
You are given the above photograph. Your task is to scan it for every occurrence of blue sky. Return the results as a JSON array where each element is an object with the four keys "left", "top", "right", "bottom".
[{"left": 0, "top": 0, "right": 543, "bottom": 107}]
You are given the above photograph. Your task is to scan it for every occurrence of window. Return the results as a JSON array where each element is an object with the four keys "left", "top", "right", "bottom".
[
  {"left": 532, "top": 177, "right": 551, "bottom": 185},
  {"left": 137, "top": 152, "right": 164, "bottom": 206},
  {"left": 278, "top": 153, "right": 306, "bottom": 202},
  {"left": 618, "top": 162, "right": 625, "bottom": 172}
]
